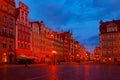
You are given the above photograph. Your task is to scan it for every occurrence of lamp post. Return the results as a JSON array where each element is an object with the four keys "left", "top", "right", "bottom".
[{"left": 52, "top": 50, "right": 57, "bottom": 65}]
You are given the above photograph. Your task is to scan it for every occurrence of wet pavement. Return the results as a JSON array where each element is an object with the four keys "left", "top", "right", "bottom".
[{"left": 0, "top": 63, "right": 120, "bottom": 80}]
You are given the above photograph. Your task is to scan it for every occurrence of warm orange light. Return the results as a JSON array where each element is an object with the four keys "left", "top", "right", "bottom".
[
  {"left": 108, "top": 58, "right": 112, "bottom": 61},
  {"left": 2, "top": 53, "right": 7, "bottom": 63},
  {"left": 50, "top": 34, "right": 54, "bottom": 38},
  {"left": 52, "top": 50, "right": 57, "bottom": 54},
  {"left": 76, "top": 54, "right": 79, "bottom": 57}
]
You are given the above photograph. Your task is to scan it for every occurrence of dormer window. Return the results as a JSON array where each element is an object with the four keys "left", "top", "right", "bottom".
[{"left": 107, "top": 23, "right": 117, "bottom": 32}]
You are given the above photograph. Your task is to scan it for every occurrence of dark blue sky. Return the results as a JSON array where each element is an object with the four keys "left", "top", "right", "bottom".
[{"left": 15, "top": 0, "right": 120, "bottom": 53}]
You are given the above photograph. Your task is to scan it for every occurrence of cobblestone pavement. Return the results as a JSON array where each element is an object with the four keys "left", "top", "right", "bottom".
[{"left": 0, "top": 63, "right": 120, "bottom": 80}]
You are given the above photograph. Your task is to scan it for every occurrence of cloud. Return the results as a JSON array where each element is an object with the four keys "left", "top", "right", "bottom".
[{"left": 80, "top": 35, "right": 100, "bottom": 53}]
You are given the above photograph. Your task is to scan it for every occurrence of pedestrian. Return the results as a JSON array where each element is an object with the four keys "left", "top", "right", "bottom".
[{"left": 25, "top": 60, "right": 28, "bottom": 67}]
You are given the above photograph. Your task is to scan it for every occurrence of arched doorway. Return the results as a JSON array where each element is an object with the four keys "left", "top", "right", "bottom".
[
  {"left": 2, "top": 53, "right": 7, "bottom": 63},
  {"left": 9, "top": 53, "right": 14, "bottom": 64}
]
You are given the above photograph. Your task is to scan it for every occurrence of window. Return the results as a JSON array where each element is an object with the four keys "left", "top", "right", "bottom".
[
  {"left": 9, "top": 29, "right": 13, "bottom": 36},
  {"left": 25, "top": 44, "right": 27, "bottom": 48},
  {"left": 22, "top": 27, "right": 24, "bottom": 31},
  {"left": 2, "top": 26, "right": 7, "bottom": 34},
  {"left": 9, "top": 41, "right": 13, "bottom": 49},
  {"left": 21, "top": 43, "right": 23, "bottom": 48},
  {"left": 28, "top": 45, "right": 30, "bottom": 49},
  {"left": 18, "top": 42, "right": 20, "bottom": 47},
  {"left": 18, "top": 26, "right": 21, "bottom": 30},
  {"left": 3, "top": 16, "right": 7, "bottom": 23},
  {"left": 2, "top": 43, "right": 7, "bottom": 48},
  {"left": 9, "top": 18, "right": 13, "bottom": 25},
  {"left": 9, "top": 44, "right": 12, "bottom": 49},
  {"left": 107, "top": 23, "right": 117, "bottom": 32}
]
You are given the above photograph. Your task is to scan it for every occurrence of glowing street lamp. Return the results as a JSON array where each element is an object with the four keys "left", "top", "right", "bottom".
[
  {"left": 52, "top": 50, "right": 57, "bottom": 54},
  {"left": 50, "top": 34, "right": 54, "bottom": 37}
]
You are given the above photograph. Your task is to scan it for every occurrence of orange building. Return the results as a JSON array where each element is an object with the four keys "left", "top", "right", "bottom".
[
  {"left": 0, "top": 0, "right": 16, "bottom": 63},
  {"left": 16, "top": 2, "right": 33, "bottom": 63},
  {"left": 60, "top": 31, "right": 74, "bottom": 62}
]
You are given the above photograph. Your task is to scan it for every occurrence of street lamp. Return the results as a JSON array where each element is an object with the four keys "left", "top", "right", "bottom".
[{"left": 52, "top": 50, "right": 57, "bottom": 65}]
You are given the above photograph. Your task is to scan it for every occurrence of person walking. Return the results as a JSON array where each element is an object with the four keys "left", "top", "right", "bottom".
[{"left": 25, "top": 60, "right": 28, "bottom": 67}]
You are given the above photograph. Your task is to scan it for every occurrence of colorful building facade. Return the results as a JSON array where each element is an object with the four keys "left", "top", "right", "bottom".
[
  {"left": 0, "top": 0, "right": 16, "bottom": 63},
  {"left": 16, "top": 2, "right": 33, "bottom": 63},
  {"left": 94, "top": 46, "right": 101, "bottom": 61},
  {"left": 52, "top": 32, "right": 64, "bottom": 62},
  {"left": 60, "top": 31, "right": 74, "bottom": 62},
  {"left": 100, "top": 20, "right": 120, "bottom": 60},
  {"left": 31, "top": 22, "right": 41, "bottom": 63},
  {"left": 31, "top": 21, "right": 53, "bottom": 63}
]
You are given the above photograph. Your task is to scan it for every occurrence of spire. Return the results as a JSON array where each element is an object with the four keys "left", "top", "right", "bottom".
[{"left": 99, "top": 20, "right": 103, "bottom": 24}]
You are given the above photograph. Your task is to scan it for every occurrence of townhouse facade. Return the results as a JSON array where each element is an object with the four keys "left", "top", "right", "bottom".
[
  {"left": 31, "top": 22, "right": 41, "bottom": 63},
  {"left": 31, "top": 21, "right": 53, "bottom": 63},
  {"left": 93, "top": 46, "right": 101, "bottom": 60},
  {"left": 16, "top": 2, "right": 33, "bottom": 63},
  {"left": 52, "top": 32, "right": 64, "bottom": 62},
  {"left": 100, "top": 20, "right": 120, "bottom": 60},
  {"left": 0, "top": 0, "right": 83, "bottom": 64},
  {"left": 0, "top": 0, "right": 16, "bottom": 63},
  {"left": 60, "top": 31, "right": 75, "bottom": 62}
]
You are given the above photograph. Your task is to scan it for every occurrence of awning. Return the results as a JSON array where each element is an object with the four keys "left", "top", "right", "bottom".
[
  {"left": 17, "top": 55, "right": 37, "bottom": 59},
  {"left": 17, "top": 55, "right": 29, "bottom": 59}
]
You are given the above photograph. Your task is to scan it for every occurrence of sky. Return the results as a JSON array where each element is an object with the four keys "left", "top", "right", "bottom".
[{"left": 15, "top": 0, "right": 120, "bottom": 53}]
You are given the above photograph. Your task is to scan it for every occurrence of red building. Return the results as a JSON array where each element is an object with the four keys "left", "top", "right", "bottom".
[
  {"left": 15, "top": 2, "right": 33, "bottom": 63},
  {"left": 0, "top": 0, "right": 16, "bottom": 63},
  {"left": 60, "top": 31, "right": 74, "bottom": 62},
  {"left": 100, "top": 20, "right": 120, "bottom": 63},
  {"left": 60, "top": 32, "right": 69, "bottom": 62},
  {"left": 94, "top": 46, "right": 101, "bottom": 61}
]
